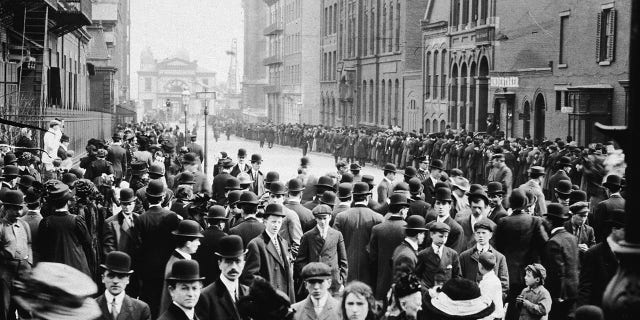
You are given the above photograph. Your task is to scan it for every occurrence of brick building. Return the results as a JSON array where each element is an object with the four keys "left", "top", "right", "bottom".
[
  {"left": 320, "top": 0, "right": 338, "bottom": 126},
  {"left": 241, "top": 0, "right": 268, "bottom": 114},
  {"left": 491, "top": 0, "right": 630, "bottom": 145}
]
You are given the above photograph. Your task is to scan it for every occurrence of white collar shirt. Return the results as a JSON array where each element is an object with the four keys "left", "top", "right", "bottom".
[
  {"left": 175, "top": 249, "right": 192, "bottom": 260},
  {"left": 476, "top": 243, "right": 490, "bottom": 254},
  {"left": 405, "top": 238, "right": 419, "bottom": 251},
  {"left": 105, "top": 290, "right": 126, "bottom": 314},
  {"left": 432, "top": 243, "right": 443, "bottom": 258},
  {"left": 220, "top": 274, "right": 239, "bottom": 301},
  {"left": 317, "top": 225, "right": 328, "bottom": 239}
]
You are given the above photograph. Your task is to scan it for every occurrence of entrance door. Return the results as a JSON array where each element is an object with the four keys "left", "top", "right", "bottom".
[
  {"left": 534, "top": 94, "right": 546, "bottom": 142},
  {"left": 523, "top": 101, "right": 531, "bottom": 138}
]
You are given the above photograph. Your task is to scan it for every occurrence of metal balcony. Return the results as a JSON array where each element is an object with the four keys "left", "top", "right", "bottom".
[
  {"left": 50, "top": 0, "right": 92, "bottom": 36},
  {"left": 263, "top": 55, "right": 283, "bottom": 66},
  {"left": 264, "top": 21, "right": 283, "bottom": 35}
]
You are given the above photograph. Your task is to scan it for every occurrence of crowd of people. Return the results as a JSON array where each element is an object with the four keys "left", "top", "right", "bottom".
[{"left": 0, "top": 118, "right": 627, "bottom": 320}]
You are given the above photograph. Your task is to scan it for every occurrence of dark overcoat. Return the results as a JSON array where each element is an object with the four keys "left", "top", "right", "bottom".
[
  {"left": 229, "top": 217, "right": 265, "bottom": 247},
  {"left": 195, "top": 279, "right": 249, "bottom": 320},
  {"left": 543, "top": 228, "right": 579, "bottom": 302},
  {"left": 368, "top": 215, "right": 406, "bottom": 300},
  {"left": 295, "top": 226, "right": 348, "bottom": 293},
  {"left": 415, "top": 245, "right": 461, "bottom": 288},
  {"left": 193, "top": 226, "right": 227, "bottom": 286},
  {"left": 96, "top": 293, "right": 151, "bottom": 320},
  {"left": 578, "top": 241, "right": 618, "bottom": 306}
]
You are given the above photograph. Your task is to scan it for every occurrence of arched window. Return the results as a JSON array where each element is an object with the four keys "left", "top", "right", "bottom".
[
  {"left": 395, "top": 79, "right": 400, "bottom": 126},
  {"left": 440, "top": 120, "right": 446, "bottom": 131},
  {"left": 396, "top": 1, "right": 401, "bottom": 51},
  {"left": 433, "top": 119, "right": 438, "bottom": 132},
  {"left": 369, "top": 79, "right": 375, "bottom": 122},
  {"left": 381, "top": 80, "right": 386, "bottom": 124},
  {"left": 426, "top": 118, "right": 431, "bottom": 132},
  {"left": 441, "top": 49, "right": 448, "bottom": 100},
  {"left": 389, "top": 3, "right": 394, "bottom": 52},
  {"left": 425, "top": 51, "right": 431, "bottom": 99},
  {"left": 433, "top": 50, "right": 439, "bottom": 99}
]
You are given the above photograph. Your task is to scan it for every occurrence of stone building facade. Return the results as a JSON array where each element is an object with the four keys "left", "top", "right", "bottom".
[{"left": 242, "top": 0, "right": 268, "bottom": 113}]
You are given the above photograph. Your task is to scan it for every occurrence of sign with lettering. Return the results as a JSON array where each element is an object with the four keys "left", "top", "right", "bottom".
[{"left": 490, "top": 77, "right": 519, "bottom": 88}]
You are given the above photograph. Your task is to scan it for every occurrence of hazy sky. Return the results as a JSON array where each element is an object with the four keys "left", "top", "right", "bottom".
[{"left": 130, "top": 0, "right": 244, "bottom": 99}]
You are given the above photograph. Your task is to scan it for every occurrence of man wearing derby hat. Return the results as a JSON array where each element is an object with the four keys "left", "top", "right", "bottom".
[
  {"left": 303, "top": 175, "right": 336, "bottom": 211},
  {"left": 421, "top": 159, "right": 446, "bottom": 206},
  {"left": 543, "top": 203, "right": 579, "bottom": 320},
  {"left": 495, "top": 188, "right": 548, "bottom": 320},
  {"left": 377, "top": 163, "right": 397, "bottom": 205},
  {"left": 486, "top": 182, "right": 508, "bottom": 223},
  {"left": 291, "top": 262, "right": 341, "bottom": 320},
  {"left": 285, "top": 178, "right": 315, "bottom": 232},
  {"left": 392, "top": 215, "right": 428, "bottom": 278},
  {"left": 160, "top": 220, "right": 204, "bottom": 313},
  {"left": 185, "top": 135, "right": 204, "bottom": 165},
  {"left": 96, "top": 251, "right": 151, "bottom": 320},
  {"left": 196, "top": 235, "right": 250, "bottom": 320},
  {"left": 0, "top": 189, "right": 32, "bottom": 319},
  {"left": 487, "top": 152, "right": 513, "bottom": 201},
  {"left": 177, "top": 152, "right": 211, "bottom": 196},
  {"left": 243, "top": 203, "right": 296, "bottom": 302},
  {"left": 267, "top": 181, "right": 302, "bottom": 259},
  {"left": 137, "top": 164, "right": 175, "bottom": 211},
  {"left": 247, "top": 154, "right": 265, "bottom": 196},
  {"left": 295, "top": 204, "right": 347, "bottom": 296},
  {"left": 193, "top": 206, "right": 228, "bottom": 286},
  {"left": 425, "top": 187, "right": 465, "bottom": 253},
  {"left": 519, "top": 166, "right": 547, "bottom": 216},
  {"left": 552, "top": 179, "right": 573, "bottom": 207},
  {"left": 108, "top": 133, "right": 128, "bottom": 184},
  {"left": 135, "top": 179, "right": 181, "bottom": 318},
  {"left": 349, "top": 163, "right": 363, "bottom": 182},
  {"left": 212, "top": 158, "right": 235, "bottom": 204},
  {"left": 334, "top": 182, "right": 384, "bottom": 287},
  {"left": 231, "top": 148, "right": 250, "bottom": 177},
  {"left": 593, "top": 174, "right": 625, "bottom": 243},
  {"left": 548, "top": 156, "right": 572, "bottom": 202},
  {"left": 158, "top": 260, "right": 204, "bottom": 320},
  {"left": 229, "top": 191, "right": 266, "bottom": 247},
  {"left": 0, "top": 165, "right": 19, "bottom": 200},
  {"left": 369, "top": 193, "right": 409, "bottom": 300},
  {"left": 331, "top": 183, "right": 353, "bottom": 221}
]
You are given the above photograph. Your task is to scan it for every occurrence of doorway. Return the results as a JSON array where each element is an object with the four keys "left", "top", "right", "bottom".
[
  {"left": 534, "top": 93, "right": 546, "bottom": 142},
  {"left": 523, "top": 100, "right": 531, "bottom": 138}
]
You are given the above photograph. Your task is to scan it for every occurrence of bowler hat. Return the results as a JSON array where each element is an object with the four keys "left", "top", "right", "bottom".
[
  {"left": 405, "top": 215, "right": 428, "bottom": 231},
  {"left": 300, "top": 262, "right": 332, "bottom": 281},
  {"left": 2, "top": 190, "right": 24, "bottom": 207},
  {"left": 130, "top": 161, "right": 148, "bottom": 175},
  {"left": 434, "top": 187, "right": 452, "bottom": 202},
  {"left": 554, "top": 180, "right": 573, "bottom": 196},
  {"left": 362, "top": 175, "right": 375, "bottom": 187},
  {"left": 528, "top": 166, "right": 546, "bottom": 178},
  {"left": 546, "top": 203, "right": 570, "bottom": 220},
  {"left": 312, "top": 204, "right": 333, "bottom": 216},
  {"left": 404, "top": 166, "right": 418, "bottom": 178},
  {"left": 265, "top": 171, "right": 280, "bottom": 184},
  {"left": 3, "top": 153, "right": 17, "bottom": 165},
  {"left": 238, "top": 191, "right": 259, "bottom": 205},
  {"left": 408, "top": 178, "right": 423, "bottom": 194},
  {"left": 467, "top": 189, "right": 490, "bottom": 205},
  {"left": 119, "top": 188, "right": 135, "bottom": 204},
  {"left": 469, "top": 184, "right": 484, "bottom": 194},
  {"left": 429, "top": 221, "right": 451, "bottom": 233},
  {"left": 319, "top": 191, "right": 337, "bottom": 206},
  {"left": 569, "top": 190, "right": 588, "bottom": 205},
  {"left": 450, "top": 177, "right": 470, "bottom": 192},
  {"left": 227, "top": 190, "right": 243, "bottom": 205},
  {"left": 603, "top": 174, "right": 622, "bottom": 189},
  {"left": 389, "top": 193, "right": 410, "bottom": 208},
  {"left": 473, "top": 219, "right": 496, "bottom": 233},
  {"left": 287, "top": 178, "right": 305, "bottom": 192},
  {"left": 251, "top": 154, "right": 262, "bottom": 163},
  {"left": 62, "top": 172, "right": 78, "bottom": 186},
  {"left": 166, "top": 260, "right": 204, "bottom": 281},
  {"left": 340, "top": 172, "right": 354, "bottom": 183},
  {"left": 237, "top": 173, "right": 254, "bottom": 186},
  {"left": 557, "top": 156, "right": 572, "bottom": 167},
  {"left": 100, "top": 251, "right": 134, "bottom": 274},
  {"left": 263, "top": 203, "right": 286, "bottom": 218},
  {"left": 2, "top": 165, "right": 19, "bottom": 178},
  {"left": 337, "top": 183, "right": 353, "bottom": 199},
  {"left": 509, "top": 189, "right": 529, "bottom": 210},
  {"left": 315, "top": 176, "right": 336, "bottom": 191},
  {"left": 149, "top": 163, "right": 165, "bottom": 178},
  {"left": 269, "top": 181, "right": 287, "bottom": 195},
  {"left": 238, "top": 148, "right": 247, "bottom": 157},
  {"left": 177, "top": 172, "right": 197, "bottom": 185},
  {"left": 145, "top": 179, "right": 166, "bottom": 198},
  {"left": 429, "top": 159, "right": 445, "bottom": 171},
  {"left": 215, "top": 235, "right": 247, "bottom": 258},
  {"left": 172, "top": 220, "right": 204, "bottom": 238},
  {"left": 350, "top": 163, "right": 362, "bottom": 171},
  {"left": 17, "top": 175, "right": 36, "bottom": 189},
  {"left": 182, "top": 153, "right": 198, "bottom": 166},
  {"left": 205, "top": 205, "right": 229, "bottom": 220},
  {"left": 352, "top": 182, "right": 371, "bottom": 195},
  {"left": 486, "top": 182, "right": 504, "bottom": 195},
  {"left": 383, "top": 163, "right": 398, "bottom": 173},
  {"left": 44, "top": 179, "right": 73, "bottom": 202},
  {"left": 300, "top": 156, "right": 310, "bottom": 168}
]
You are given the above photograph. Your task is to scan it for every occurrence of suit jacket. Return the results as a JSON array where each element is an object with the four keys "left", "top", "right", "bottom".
[
  {"left": 377, "top": 178, "right": 393, "bottom": 204},
  {"left": 247, "top": 169, "right": 266, "bottom": 197},
  {"left": 291, "top": 295, "right": 341, "bottom": 320},
  {"left": 212, "top": 172, "right": 233, "bottom": 204},
  {"left": 487, "top": 166, "right": 513, "bottom": 195},
  {"left": 229, "top": 217, "right": 265, "bottom": 247},
  {"left": 543, "top": 228, "right": 579, "bottom": 302},
  {"left": 242, "top": 231, "right": 296, "bottom": 302},
  {"left": 195, "top": 278, "right": 249, "bottom": 320},
  {"left": 368, "top": 215, "right": 406, "bottom": 299},
  {"left": 422, "top": 177, "right": 439, "bottom": 206},
  {"left": 96, "top": 293, "right": 151, "bottom": 320},
  {"left": 158, "top": 303, "right": 198, "bottom": 320},
  {"left": 415, "top": 245, "right": 461, "bottom": 288},
  {"left": 333, "top": 204, "right": 384, "bottom": 287},
  {"left": 424, "top": 215, "right": 465, "bottom": 253},
  {"left": 459, "top": 245, "right": 509, "bottom": 299},
  {"left": 578, "top": 241, "right": 618, "bottom": 307},
  {"left": 107, "top": 144, "right": 128, "bottom": 181},
  {"left": 102, "top": 212, "right": 141, "bottom": 259},
  {"left": 230, "top": 163, "right": 250, "bottom": 177},
  {"left": 280, "top": 206, "right": 303, "bottom": 258},
  {"left": 593, "top": 194, "right": 625, "bottom": 243},
  {"left": 564, "top": 221, "right": 596, "bottom": 249},
  {"left": 135, "top": 206, "right": 181, "bottom": 280},
  {"left": 286, "top": 200, "right": 316, "bottom": 232},
  {"left": 408, "top": 197, "right": 430, "bottom": 218},
  {"left": 330, "top": 203, "right": 351, "bottom": 226},
  {"left": 193, "top": 227, "right": 227, "bottom": 286},
  {"left": 454, "top": 212, "right": 480, "bottom": 252},
  {"left": 295, "top": 227, "right": 348, "bottom": 294},
  {"left": 487, "top": 204, "right": 508, "bottom": 224},
  {"left": 548, "top": 169, "right": 571, "bottom": 202}
]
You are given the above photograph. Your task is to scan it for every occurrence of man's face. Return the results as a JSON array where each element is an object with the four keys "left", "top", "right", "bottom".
[
  {"left": 488, "top": 194, "right": 502, "bottom": 208},
  {"left": 470, "top": 200, "right": 487, "bottom": 218},
  {"left": 315, "top": 214, "right": 330, "bottom": 229},
  {"left": 572, "top": 213, "right": 587, "bottom": 226},
  {"left": 218, "top": 256, "right": 246, "bottom": 282},
  {"left": 305, "top": 278, "right": 331, "bottom": 300},
  {"left": 121, "top": 202, "right": 135, "bottom": 214},
  {"left": 269, "top": 193, "right": 285, "bottom": 205},
  {"left": 398, "top": 292, "right": 422, "bottom": 319},
  {"left": 338, "top": 166, "right": 348, "bottom": 175},
  {"left": 238, "top": 156, "right": 246, "bottom": 165},
  {"left": 264, "top": 215, "right": 284, "bottom": 235},
  {"left": 169, "top": 281, "right": 202, "bottom": 309},
  {"left": 474, "top": 229, "right": 492, "bottom": 246},
  {"left": 556, "top": 193, "right": 570, "bottom": 206},
  {"left": 3, "top": 206, "right": 21, "bottom": 220},
  {"left": 252, "top": 161, "right": 261, "bottom": 171},
  {"left": 184, "top": 239, "right": 201, "bottom": 254},
  {"left": 492, "top": 158, "right": 504, "bottom": 168},
  {"left": 102, "top": 271, "right": 130, "bottom": 296},
  {"left": 434, "top": 200, "right": 451, "bottom": 218},
  {"left": 419, "top": 161, "right": 429, "bottom": 170},
  {"left": 430, "top": 231, "right": 448, "bottom": 247}
]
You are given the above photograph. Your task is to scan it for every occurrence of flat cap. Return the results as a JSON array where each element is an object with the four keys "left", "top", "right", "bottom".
[{"left": 300, "top": 262, "right": 332, "bottom": 281}]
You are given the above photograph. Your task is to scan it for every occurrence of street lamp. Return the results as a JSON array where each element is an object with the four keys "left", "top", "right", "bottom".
[{"left": 182, "top": 89, "right": 191, "bottom": 142}]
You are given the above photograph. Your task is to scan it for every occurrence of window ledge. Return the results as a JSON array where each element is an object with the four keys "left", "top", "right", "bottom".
[
  {"left": 558, "top": 64, "right": 568, "bottom": 69},
  {"left": 599, "top": 60, "right": 611, "bottom": 66}
]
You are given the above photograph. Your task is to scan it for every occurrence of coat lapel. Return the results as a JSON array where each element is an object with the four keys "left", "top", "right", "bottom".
[
  {"left": 215, "top": 281, "right": 238, "bottom": 320},
  {"left": 319, "top": 297, "right": 337, "bottom": 320},
  {"left": 265, "top": 234, "right": 285, "bottom": 266},
  {"left": 303, "top": 298, "right": 316, "bottom": 320},
  {"left": 118, "top": 295, "right": 134, "bottom": 320},
  {"left": 96, "top": 295, "right": 110, "bottom": 319}
]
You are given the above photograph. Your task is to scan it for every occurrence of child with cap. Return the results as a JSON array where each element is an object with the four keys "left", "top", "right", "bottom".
[
  {"left": 517, "top": 264, "right": 552, "bottom": 320},
  {"left": 478, "top": 252, "right": 504, "bottom": 320},
  {"left": 291, "top": 262, "right": 341, "bottom": 320},
  {"left": 415, "top": 221, "right": 461, "bottom": 290}
]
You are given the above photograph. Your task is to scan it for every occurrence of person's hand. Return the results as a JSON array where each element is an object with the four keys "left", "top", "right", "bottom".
[
  {"left": 578, "top": 244, "right": 589, "bottom": 252},
  {"left": 516, "top": 295, "right": 525, "bottom": 305}
]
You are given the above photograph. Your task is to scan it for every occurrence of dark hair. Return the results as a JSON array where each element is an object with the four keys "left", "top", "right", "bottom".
[
  {"left": 175, "top": 236, "right": 199, "bottom": 248},
  {"left": 147, "top": 196, "right": 163, "bottom": 205},
  {"left": 288, "top": 190, "right": 302, "bottom": 197},
  {"left": 341, "top": 281, "right": 377, "bottom": 320},
  {"left": 470, "top": 197, "right": 488, "bottom": 207},
  {"left": 353, "top": 194, "right": 368, "bottom": 203},
  {"left": 405, "top": 229, "right": 423, "bottom": 238},
  {"left": 479, "top": 258, "right": 496, "bottom": 271}
]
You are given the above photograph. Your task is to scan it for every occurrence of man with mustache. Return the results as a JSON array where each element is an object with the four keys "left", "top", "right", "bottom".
[
  {"left": 196, "top": 235, "right": 249, "bottom": 320},
  {"left": 96, "top": 251, "right": 151, "bottom": 320}
]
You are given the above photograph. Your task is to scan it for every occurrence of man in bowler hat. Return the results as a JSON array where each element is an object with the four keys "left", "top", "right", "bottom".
[
  {"left": 196, "top": 235, "right": 250, "bottom": 320},
  {"left": 193, "top": 205, "right": 228, "bottom": 286},
  {"left": 158, "top": 260, "right": 204, "bottom": 320},
  {"left": 425, "top": 187, "right": 465, "bottom": 253},
  {"left": 96, "top": 251, "right": 151, "bottom": 320},
  {"left": 593, "top": 174, "right": 625, "bottom": 243}
]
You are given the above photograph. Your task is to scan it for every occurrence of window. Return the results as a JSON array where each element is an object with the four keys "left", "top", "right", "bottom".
[
  {"left": 596, "top": 6, "right": 616, "bottom": 64},
  {"left": 441, "top": 49, "right": 447, "bottom": 100},
  {"left": 396, "top": 1, "right": 401, "bottom": 51},
  {"left": 559, "top": 13, "right": 569, "bottom": 66},
  {"left": 433, "top": 51, "right": 439, "bottom": 99},
  {"left": 555, "top": 90, "right": 570, "bottom": 111},
  {"left": 203, "top": 79, "right": 208, "bottom": 86},
  {"left": 144, "top": 78, "right": 152, "bottom": 91},
  {"left": 425, "top": 51, "right": 431, "bottom": 99}
]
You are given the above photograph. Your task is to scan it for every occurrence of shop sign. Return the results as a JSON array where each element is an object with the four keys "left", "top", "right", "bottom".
[
  {"left": 490, "top": 77, "right": 519, "bottom": 88},
  {"left": 561, "top": 107, "right": 573, "bottom": 113}
]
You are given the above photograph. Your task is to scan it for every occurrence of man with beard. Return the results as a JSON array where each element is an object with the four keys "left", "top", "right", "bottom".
[
  {"left": 196, "top": 235, "right": 250, "bottom": 320},
  {"left": 96, "top": 252, "right": 151, "bottom": 320},
  {"left": 291, "top": 263, "right": 341, "bottom": 320}
]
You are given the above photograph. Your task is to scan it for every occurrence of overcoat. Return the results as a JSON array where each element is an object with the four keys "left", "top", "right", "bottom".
[
  {"left": 95, "top": 293, "right": 151, "bottom": 320},
  {"left": 286, "top": 200, "right": 316, "bottom": 232},
  {"left": 547, "top": 169, "right": 571, "bottom": 202},
  {"left": 36, "top": 211, "right": 93, "bottom": 276},
  {"left": 578, "top": 240, "right": 618, "bottom": 306},
  {"left": 102, "top": 211, "right": 141, "bottom": 258},
  {"left": 593, "top": 194, "right": 625, "bottom": 243},
  {"left": 211, "top": 171, "right": 233, "bottom": 204},
  {"left": 368, "top": 215, "right": 406, "bottom": 300},
  {"left": 107, "top": 143, "right": 128, "bottom": 181},
  {"left": 459, "top": 245, "right": 509, "bottom": 298},
  {"left": 542, "top": 228, "right": 579, "bottom": 302},
  {"left": 295, "top": 226, "right": 348, "bottom": 294},
  {"left": 391, "top": 240, "right": 419, "bottom": 276},
  {"left": 195, "top": 279, "right": 249, "bottom": 320},
  {"left": 377, "top": 178, "right": 393, "bottom": 204},
  {"left": 193, "top": 226, "right": 227, "bottom": 286},
  {"left": 229, "top": 216, "right": 265, "bottom": 247}
]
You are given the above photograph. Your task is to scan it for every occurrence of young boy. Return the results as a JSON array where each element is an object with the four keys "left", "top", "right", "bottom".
[
  {"left": 416, "top": 221, "right": 461, "bottom": 290},
  {"left": 478, "top": 252, "right": 504, "bottom": 320},
  {"left": 517, "top": 263, "right": 552, "bottom": 320}
]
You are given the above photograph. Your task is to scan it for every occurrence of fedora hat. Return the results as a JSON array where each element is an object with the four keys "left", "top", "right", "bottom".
[
  {"left": 449, "top": 176, "right": 470, "bottom": 192},
  {"left": 509, "top": 189, "right": 529, "bottom": 210},
  {"left": 2, "top": 165, "right": 19, "bottom": 178},
  {"left": 434, "top": 187, "right": 452, "bottom": 202},
  {"left": 287, "top": 178, "right": 305, "bottom": 192},
  {"left": 145, "top": 180, "right": 166, "bottom": 198},
  {"left": 315, "top": 176, "right": 336, "bottom": 191},
  {"left": 603, "top": 174, "right": 622, "bottom": 189},
  {"left": 467, "top": 189, "right": 490, "bottom": 205},
  {"left": 269, "top": 181, "right": 287, "bottom": 195},
  {"left": 389, "top": 193, "right": 410, "bottom": 208},
  {"left": 225, "top": 177, "right": 242, "bottom": 191},
  {"left": 172, "top": 220, "right": 204, "bottom": 238},
  {"left": 404, "top": 166, "right": 418, "bottom": 178},
  {"left": 251, "top": 154, "right": 263, "bottom": 163},
  {"left": 405, "top": 215, "right": 428, "bottom": 231},
  {"left": 119, "top": 188, "right": 135, "bottom": 204},
  {"left": 100, "top": 251, "right": 134, "bottom": 274},
  {"left": 215, "top": 235, "right": 247, "bottom": 258},
  {"left": 349, "top": 163, "right": 362, "bottom": 171},
  {"left": 312, "top": 204, "right": 333, "bottom": 216},
  {"left": 205, "top": 205, "right": 229, "bottom": 220},
  {"left": 148, "top": 163, "right": 165, "bottom": 178},
  {"left": 2, "top": 190, "right": 24, "bottom": 207},
  {"left": 352, "top": 182, "right": 371, "bottom": 195},
  {"left": 263, "top": 203, "right": 286, "bottom": 218},
  {"left": 265, "top": 171, "right": 280, "bottom": 184},
  {"left": 429, "top": 159, "right": 445, "bottom": 171},
  {"left": 554, "top": 180, "right": 573, "bottom": 196},
  {"left": 528, "top": 166, "right": 546, "bottom": 178},
  {"left": 383, "top": 163, "right": 398, "bottom": 173},
  {"left": 486, "top": 182, "right": 504, "bottom": 195},
  {"left": 337, "top": 183, "right": 353, "bottom": 199},
  {"left": 545, "top": 203, "right": 570, "bottom": 220},
  {"left": 238, "top": 191, "right": 259, "bottom": 205},
  {"left": 319, "top": 191, "right": 337, "bottom": 206},
  {"left": 166, "top": 260, "right": 204, "bottom": 281},
  {"left": 237, "top": 172, "right": 254, "bottom": 185}
]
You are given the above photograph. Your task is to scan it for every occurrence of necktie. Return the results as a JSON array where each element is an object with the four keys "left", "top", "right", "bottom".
[
  {"left": 273, "top": 237, "right": 282, "bottom": 257},
  {"left": 111, "top": 297, "right": 118, "bottom": 320},
  {"left": 122, "top": 215, "right": 132, "bottom": 232}
]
